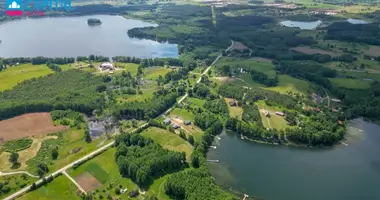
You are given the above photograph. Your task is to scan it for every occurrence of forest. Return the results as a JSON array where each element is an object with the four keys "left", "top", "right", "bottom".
[
  {"left": 115, "top": 133, "right": 185, "bottom": 186},
  {"left": 325, "top": 22, "right": 380, "bottom": 45},
  {"left": 0, "top": 70, "right": 104, "bottom": 119}
]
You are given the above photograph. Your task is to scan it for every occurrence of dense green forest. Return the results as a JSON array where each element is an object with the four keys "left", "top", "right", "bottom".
[{"left": 0, "top": 70, "right": 104, "bottom": 119}]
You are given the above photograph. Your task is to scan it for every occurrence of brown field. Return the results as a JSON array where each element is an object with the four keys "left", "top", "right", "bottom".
[
  {"left": 291, "top": 46, "right": 341, "bottom": 57},
  {"left": 231, "top": 41, "right": 249, "bottom": 51},
  {"left": 75, "top": 172, "right": 102, "bottom": 192},
  {"left": 0, "top": 113, "right": 68, "bottom": 144},
  {"left": 365, "top": 46, "right": 380, "bottom": 57}
]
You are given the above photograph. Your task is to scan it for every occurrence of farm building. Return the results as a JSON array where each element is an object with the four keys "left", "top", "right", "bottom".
[
  {"left": 184, "top": 120, "right": 191, "bottom": 125},
  {"left": 275, "top": 111, "right": 285, "bottom": 117},
  {"left": 164, "top": 118, "right": 171, "bottom": 125},
  {"left": 172, "top": 124, "right": 180, "bottom": 129},
  {"left": 99, "top": 62, "right": 115, "bottom": 71}
]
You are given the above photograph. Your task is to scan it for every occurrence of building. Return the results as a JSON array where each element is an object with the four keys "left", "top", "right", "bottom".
[
  {"left": 184, "top": 120, "right": 191, "bottom": 125},
  {"left": 99, "top": 62, "right": 114, "bottom": 71},
  {"left": 275, "top": 111, "right": 285, "bottom": 117},
  {"left": 264, "top": 110, "right": 270, "bottom": 117},
  {"left": 331, "top": 98, "right": 341, "bottom": 103},
  {"left": 172, "top": 124, "right": 180, "bottom": 129},
  {"left": 229, "top": 100, "right": 237, "bottom": 106},
  {"left": 164, "top": 118, "right": 171, "bottom": 125}
]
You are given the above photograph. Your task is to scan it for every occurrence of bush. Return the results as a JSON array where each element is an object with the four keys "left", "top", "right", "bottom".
[{"left": 2, "top": 138, "right": 33, "bottom": 152}]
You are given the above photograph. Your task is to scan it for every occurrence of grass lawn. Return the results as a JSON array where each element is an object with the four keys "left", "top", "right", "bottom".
[
  {"left": 144, "top": 67, "right": 172, "bottom": 80},
  {"left": 255, "top": 101, "right": 290, "bottom": 131},
  {"left": 329, "top": 78, "right": 372, "bottom": 89},
  {"left": 224, "top": 98, "right": 243, "bottom": 120},
  {"left": 147, "top": 174, "right": 171, "bottom": 200},
  {"left": 266, "top": 75, "right": 310, "bottom": 95},
  {"left": 70, "top": 148, "right": 139, "bottom": 199},
  {"left": 169, "top": 108, "right": 195, "bottom": 121},
  {"left": 18, "top": 175, "right": 80, "bottom": 200},
  {"left": 141, "top": 127, "right": 193, "bottom": 161},
  {"left": 216, "top": 57, "right": 276, "bottom": 78},
  {"left": 0, "top": 63, "right": 53, "bottom": 91},
  {"left": 116, "top": 63, "right": 139, "bottom": 76},
  {"left": 0, "top": 174, "right": 37, "bottom": 199},
  {"left": 187, "top": 97, "right": 206, "bottom": 108}
]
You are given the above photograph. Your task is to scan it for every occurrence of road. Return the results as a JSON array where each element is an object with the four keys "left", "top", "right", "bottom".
[{"left": 3, "top": 40, "right": 233, "bottom": 200}]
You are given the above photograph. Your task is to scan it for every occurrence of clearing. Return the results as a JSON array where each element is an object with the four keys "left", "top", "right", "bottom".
[
  {"left": 75, "top": 171, "right": 102, "bottom": 192},
  {"left": 291, "top": 46, "right": 341, "bottom": 57},
  {"left": 267, "top": 75, "right": 310, "bottom": 95},
  {"left": 0, "top": 135, "right": 58, "bottom": 171},
  {"left": 230, "top": 41, "right": 249, "bottom": 51},
  {"left": 365, "top": 46, "right": 380, "bottom": 57},
  {"left": 256, "top": 101, "right": 290, "bottom": 131},
  {"left": 0, "top": 113, "right": 68, "bottom": 144},
  {"left": 18, "top": 175, "right": 81, "bottom": 200},
  {"left": 169, "top": 108, "right": 204, "bottom": 141},
  {"left": 224, "top": 98, "right": 243, "bottom": 120},
  {"left": 329, "top": 78, "right": 372, "bottom": 89},
  {"left": 141, "top": 127, "right": 193, "bottom": 161},
  {"left": 216, "top": 57, "right": 276, "bottom": 78},
  {"left": 144, "top": 67, "right": 172, "bottom": 80},
  {"left": 0, "top": 63, "right": 53, "bottom": 92}
]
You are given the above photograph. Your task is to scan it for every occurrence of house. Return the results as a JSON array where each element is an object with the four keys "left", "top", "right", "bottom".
[
  {"left": 184, "top": 120, "right": 191, "bottom": 125},
  {"left": 331, "top": 98, "right": 341, "bottom": 103},
  {"left": 264, "top": 110, "right": 270, "bottom": 117},
  {"left": 229, "top": 100, "right": 237, "bottom": 106},
  {"left": 99, "top": 62, "right": 114, "bottom": 71},
  {"left": 163, "top": 118, "right": 171, "bottom": 125},
  {"left": 275, "top": 111, "right": 285, "bottom": 117},
  {"left": 338, "top": 120, "right": 343, "bottom": 125},
  {"left": 172, "top": 124, "right": 180, "bottom": 129}
]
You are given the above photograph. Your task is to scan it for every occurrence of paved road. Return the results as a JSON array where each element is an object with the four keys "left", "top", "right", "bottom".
[
  {"left": 3, "top": 41, "right": 233, "bottom": 200},
  {"left": 0, "top": 171, "right": 39, "bottom": 179}
]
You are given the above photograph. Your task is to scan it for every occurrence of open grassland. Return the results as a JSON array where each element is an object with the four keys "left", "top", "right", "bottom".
[
  {"left": 117, "top": 82, "right": 157, "bottom": 103},
  {"left": 267, "top": 75, "right": 310, "bottom": 95},
  {"left": 329, "top": 78, "right": 372, "bottom": 89},
  {"left": 18, "top": 175, "right": 80, "bottom": 200},
  {"left": 141, "top": 127, "right": 193, "bottom": 161},
  {"left": 0, "top": 174, "right": 37, "bottom": 199},
  {"left": 168, "top": 108, "right": 204, "bottom": 142},
  {"left": 70, "top": 148, "right": 139, "bottom": 199},
  {"left": 255, "top": 101, "right": 290, "bottom": 131},
  {"left": 59, "top": 62, "right": 91, "bottom": 71},
  {"left": 0, "top": 64, "right": 53, "bottom": 92},
  {"left": 116, "top": 62, "right": 139, "bottom": 76},
  {"left": 170, "top": 108, "right": 195, "bottom": 121},
  {"left": 144, "top": 67, "right": 172, "bottom": 80},
  {"left": 2, "top": 138, "right": 33, "bottom": 152},
  {"left": 187, "top": 97, "right": 206, "bottom": 108},
  {"left": 224, "top": 98, "right": 243, "bottom": 120},
  {"left": 216, "top": 57, "right": 276, "bottom": 78},
  {"left": 0, "top": 113, "right": 68, "bottom": 144}
]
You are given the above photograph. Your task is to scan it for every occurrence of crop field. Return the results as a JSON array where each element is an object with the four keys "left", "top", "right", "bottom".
[
  {"left": 365, "top": 46, "right": 380, "bottom": 57},
  {"left": 224, "top": 98, "right": 243, "bottom": 119},
  {"left": 329, "top": 78, "right": 372, "bottom": 89},
  {"left": 291, "top": 46, "right": 341, "bottom": 57},
  {"left": 75, "top": 172, "right": 101, "bottom": 192},
  {"left": 70, "top": 148, "right": 139, "bottom": 199},
  {"left": 0, "top": 113, "right": 68, "bottom": 144},
  {"left": 116, "top": 62, "right": 139, "bottom": 76},
  {"left": 141, "top": 127, "right": 193, "bottom": 161},
  {"left": 0, "top": 63, "right": 53, "bottom": 92},
  {"left": 18, "top": 175, "right": 80, "bottom": 200},
  {"left": 144, "top": 67, "right": 172, "bottom": 80}
]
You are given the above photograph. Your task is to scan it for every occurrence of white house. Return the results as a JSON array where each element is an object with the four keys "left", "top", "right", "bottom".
[{"left": 99, "top": 62, "right": 115, "bottom": 71}]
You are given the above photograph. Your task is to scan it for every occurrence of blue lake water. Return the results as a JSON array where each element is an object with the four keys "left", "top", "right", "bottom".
[
  {"left": 280, "top": 20, "right": 322, "bottom": 30},
  {"left": 347, "top": 18, "right": 369, "bottom": 24},
  {"left": 0, "top": 15, "right": 178, "bottom": 58}
]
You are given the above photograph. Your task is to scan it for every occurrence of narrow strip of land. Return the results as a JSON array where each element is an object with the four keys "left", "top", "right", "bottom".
[
  {"left": 0, "top": 171, "right": 39, "bottom": 178},
  {"left": 62, "top": 170, "right": 87, "bottom": 194},
  {"left": 4, "top": 41, "right": 233, "bottom": 200}
]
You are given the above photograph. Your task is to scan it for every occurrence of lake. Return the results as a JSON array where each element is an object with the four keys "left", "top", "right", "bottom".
[
  {"left": 208, "top": 119, "right": 380, "bottom": 200},
  {"left": 347, "top": 18, "right": 369, "bottom": 24},
  {"left": 0, "top": 15, "right": 179, "bottom": 58},
  {"left": 280, "top": 20, "right": 322, "bottom": 30}
]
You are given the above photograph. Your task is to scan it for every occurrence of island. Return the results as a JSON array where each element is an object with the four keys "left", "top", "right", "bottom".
[{"left": 87, "top": 18, "right": 102, "bottom": 26}]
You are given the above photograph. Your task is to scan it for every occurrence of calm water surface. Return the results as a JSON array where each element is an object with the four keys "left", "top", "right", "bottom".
[
  {"left": 0, "top": 15, "right": 178, "bottom": 58},
  {"left": 208, "top": 119, "right": 380, "bottom": 200},
  {"left": 280, "top": 20, "right": 322, "bottom": 30},
  {"left": 347, "top": 18, "right": 369, "bottom": 24}
]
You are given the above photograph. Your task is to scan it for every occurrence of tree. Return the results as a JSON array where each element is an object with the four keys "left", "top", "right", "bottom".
[
  {"left": 30, "top": 183, "right": 37, "bottom": 191},
  {"left": 85, "top": 127, "right": 92, "bottom": 143},
  {"left": 51, "top": 147, "right": 59, "bottom": 160},
  {"left": 9, "top": 152, "right": 19, "bottom": 165},
  {"left": 37, "top": 162, "right": 48, "bottom": 177},
  {"left": 179, "top": 129, "right": 187, "bottom": 140},
  {"left": 188, "top": 135, "right": 195, "bottom": 145},
  {"left": 191, "top": 152, "right": 200, "bottom": 168}
]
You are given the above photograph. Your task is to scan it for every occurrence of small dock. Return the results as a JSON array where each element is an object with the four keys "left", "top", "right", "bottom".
[
  {"left": 242, "top": 194, "right": 249, "bottom": 200},
  {"left": 207, "top": 160, "right": 219, "bottom": 163}
]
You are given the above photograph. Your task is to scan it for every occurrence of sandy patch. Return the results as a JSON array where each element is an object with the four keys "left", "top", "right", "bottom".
[
  {"left": 75, "top": 172, "right": 102, "bottom": 192},
  {"left": 231, "top": 41, "right": 249, "bottom": 51},
  {"left": 0, "top": 113, "right": 68, "bottom": 144}
]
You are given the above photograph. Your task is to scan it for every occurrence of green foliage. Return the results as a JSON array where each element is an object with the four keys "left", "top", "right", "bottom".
[
  {"left": 9, "top": 152, "right": 19, "bottom": 165},
  {"left": 2, "top": 138, "right": 33, "bottom": 152},
  {"left": 36, "top": 162, "right": 49, "bottom": 177},
  {"left": 0, "top": 70, "right": 104, "bottom": 119},
  {"left": 165, "top": 168, "right": 239, "bottom": 200},
  {"left": 218, "top": 84, "right": 247, "bottom": 100},
  {"left": 51, "top": 148, "right": 58, "bottom": 160},
  {"left": 203, "top": 98, "right": 228, "bottom": 115},
  {"left": 84, "top": 126, "right": 92, "bottom": 143},
  {"left": 51, "top": 110, "right": 85, "bottom": 127},
  {"left": 194, "top": 112, "right": 219, "bottom": 130},
  {"left": 242, "top": 105, "right": 263, "bottom": 126},
  {"left": 86, "top": 163, "right": 110, "bottom": 184},
  {"left": 188, "top": 135, "right": 195, "bottom": 145},
  {"left": 325, "top": 22, "right": 380, "bottom": 45}
]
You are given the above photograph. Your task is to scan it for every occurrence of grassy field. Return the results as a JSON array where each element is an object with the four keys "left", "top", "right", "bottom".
[
  {"left": 141, "top": 127, "right": 193, "bottom": 161},
  {"left": 0, "top": 63, "right": 53, "bottom": 91},
  {"left": 117, "top": 82, "right": 157, "bottom": 103},
  {"left": 70, "top": 148, "right": 139, "bottom": 200},
  {"left": 18, "top": 175, "right": 80, "bottom": 200},
  {"left": 186, "top": 97, "right": 206, "bottom": 108},
  {"left": 216, "top": 57, "right": 276, "bottom": 78},
  {"left": 329, "top": 78, "right": 372, "bottom": 89},
  {"left": 116, "top": 63, "right": 139, "bottom": 76},
  {"left": 224, "top": 98, "right": 243, "bottom": 119},
  {"left": 147, "top": 174, "right": 171, "bottom": 200},
  {"left": 266, "top": 75, "right": 310, "bottom": 95},
  {"left": 255, "top": 101, "right": 290, "bottom": 131},
  {"left": 168, "top": 108, "right": 204, "bottom": 142},
  {"left": 2, "top": 138, "right": 33, "bottom": 152},
  {"left": 0, "top": 174, "right": 37, "bottom": 199},
  {"left": 144, "top": 67, "right": 172, "bottom": 80},
  {"left": 170, "top": 108, "right": 195, "bottom": 121}
]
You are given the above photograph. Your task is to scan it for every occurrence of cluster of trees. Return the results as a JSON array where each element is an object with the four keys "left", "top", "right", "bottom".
[
  {"left": 112, "top": 56, "right": 183, "bottom": 67},
  {"left": 194, "top": 111, "right": 219, "bottom": 130},
  {"left": 218, "top": 84, "right": 247, "bottom": 100},
  {"left": 115, "top": 92, "right": 178, "bottom": 120},
  {"left": 51, "top": 109, "right": 85, "bottom": 128},
  {"left": 242, "top": 104, "right": 263, "bottom": 126},
  {"left": 46, "top": 62, "right": 62, "bottom": 72},
  {"left": 115, "top": 133, "right": 185, "bottom": 185},
  {"left": 203, "top": 99, "right": 228, "bottom": 115},
  {"left": 0, "top": 57, "right": 75, "bottom": 65},
  {"left": 325, "top": 22, "right": 380, "bottom": 45},
  {"left": 0, "top": 70, "right": 104, "bottom": 119},
  {"left": 250, "top": 69, "right": 278, "bottom": 86},
  {"left": 190, "top": 83, "right": 217, "bottom": 100},
  {"left": 244, "top": 88, "right": 298, "bottom": 110}
]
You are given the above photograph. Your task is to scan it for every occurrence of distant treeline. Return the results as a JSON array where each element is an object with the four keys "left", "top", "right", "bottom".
[
  {"left": 112, "top": 56, "right": 182, "bottom": 67},
  {"left": 325, "top": 22, "right": 380, "bottom": 45}
]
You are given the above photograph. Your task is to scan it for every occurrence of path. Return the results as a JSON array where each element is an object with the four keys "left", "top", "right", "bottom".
[
  {"left": 4, "top": 40, "right": 234, "bottom": 200},
  {"left": 0, "top": 171, "right": 39, "bottom": 178},
  {"left": 62, "top": 171, "right": 86, "bottom": 194}
]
